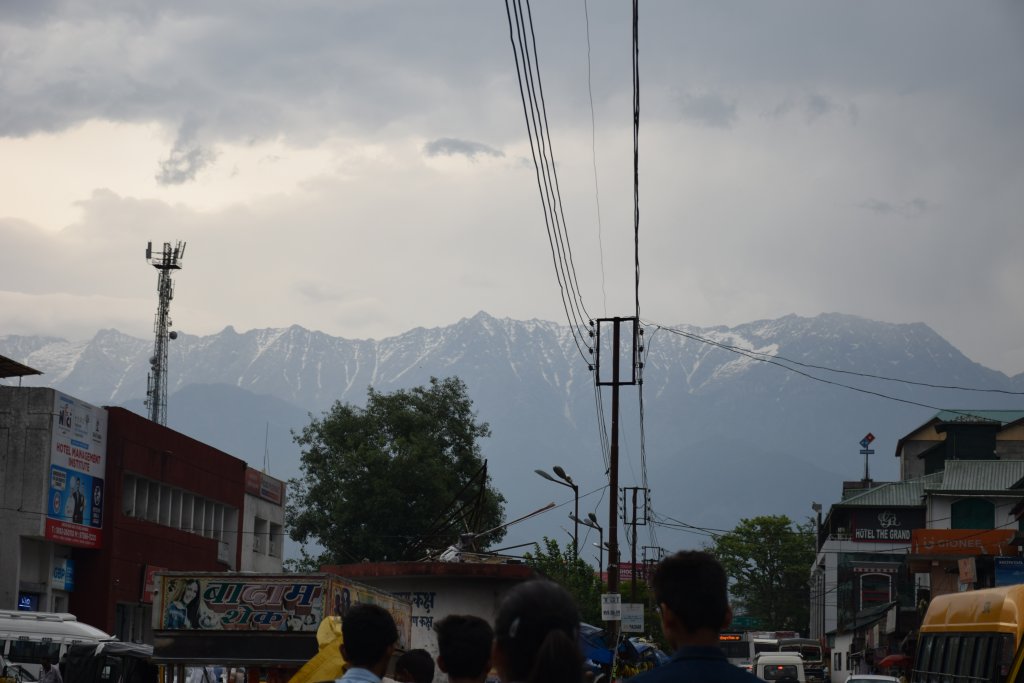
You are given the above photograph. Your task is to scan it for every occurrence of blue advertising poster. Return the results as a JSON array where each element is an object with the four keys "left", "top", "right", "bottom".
[
  {"left": 995, "top": 557, "right": 1024, "bottom": 586},
  {"left": 45, "top": 392, "right": 106, "bottom": 548}
]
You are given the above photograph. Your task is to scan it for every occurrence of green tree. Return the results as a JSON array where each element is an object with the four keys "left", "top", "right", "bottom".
[
  {"left": 707, "top": 515, "right": 815, "bottom": 633},
  {"left": 524, "top": 537, "right": 603, "bottom": 625},
  {"left": 286, "top": 377, "right": 506, "bottom": 568}
]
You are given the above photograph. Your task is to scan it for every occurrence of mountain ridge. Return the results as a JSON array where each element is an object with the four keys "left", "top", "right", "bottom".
[{"left": 4, "top": 311, "right": 1022, "bottom": 558}]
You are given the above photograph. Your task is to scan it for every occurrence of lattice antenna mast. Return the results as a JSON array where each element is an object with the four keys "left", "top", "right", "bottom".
[{"left": 144, "top": 241, "right": 186, "bottom": 425}]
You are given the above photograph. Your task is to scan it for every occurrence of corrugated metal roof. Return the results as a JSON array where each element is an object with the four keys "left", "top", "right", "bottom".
[
  {"left": 0, "top": 354, "right": 42, "bottom": 379},
  {"left": 934, "top": 410, "right": 1024, "bottom": 425},
  {"left": 839, "top": 473, "right": 942, "bottom": 507},
  {"left": 933, "top": 459, "right": 1024, "bottom": 492}
]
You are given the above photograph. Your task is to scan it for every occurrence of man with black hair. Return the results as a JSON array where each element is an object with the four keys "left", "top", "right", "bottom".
[
  {"left": 337, "top": 604, "right": 399, "bottom": 683},
  {"left": 433, "top": 615, "right": 493, "bottom": 683},
  {"left": 631, "top": 551, "right": 761, "bottom": 683},
  {"left": 394, "top": 649, "right": 434, "bottom": 683}
]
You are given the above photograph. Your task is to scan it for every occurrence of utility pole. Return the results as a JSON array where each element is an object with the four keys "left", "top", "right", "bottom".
[
  {"left": 595, "top": 317, "right": 640, "bottom": 628},
  {"left": 623, "top": 485, "right": 649, "bottom": 601},
  {"left": 145, "top": 241, "right": 186, "bottom": 426}
]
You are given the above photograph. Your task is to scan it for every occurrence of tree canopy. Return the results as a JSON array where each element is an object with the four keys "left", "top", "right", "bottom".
[
  {"left": 707, "top": 515, "right": 815, "bottom": 633},
  {"left": 524, "top": 537, "right": 603, "bottom": 626},
  {"left": 285, "top": 377, "right": 506, "bottom": 568}
]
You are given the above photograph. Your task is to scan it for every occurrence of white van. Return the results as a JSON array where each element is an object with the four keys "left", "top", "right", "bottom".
[
  {"left": 0, "top": 610, "right": 113, "bottom": 669},
  {"left": 755, "top": 652, "right": 806, "bottom": 683}
]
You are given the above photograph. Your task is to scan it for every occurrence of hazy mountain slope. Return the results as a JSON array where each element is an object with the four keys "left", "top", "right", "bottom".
[{"left": 4, "top": 311, "right": 1021, "bottom": 555}]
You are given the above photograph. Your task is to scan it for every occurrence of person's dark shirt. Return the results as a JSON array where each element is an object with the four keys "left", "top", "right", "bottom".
[{"left": 630, "top": 645, "right": 762, "bottom": 683}]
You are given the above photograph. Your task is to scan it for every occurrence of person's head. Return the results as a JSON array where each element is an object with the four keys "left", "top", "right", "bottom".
[
  {"left": 650, "top": 550, "right": 731, "bottom": 647},
  {"left": 493, "top": 580, "right": 583, "bottom": 683},
  {"left": 42, "top": 662, "right": 52, "bottom": 673},
  {"left": 434, "top": 615, "right": 493, "bottom": 682},
  {"left": 182, "top": 580, "right": 200, "bottom": 605},
  {"left": 340, "top": 603, "right": 398, "bottom": 674},
  {"left": 395, "top": 649, "right": 434, "bottom": 683}
]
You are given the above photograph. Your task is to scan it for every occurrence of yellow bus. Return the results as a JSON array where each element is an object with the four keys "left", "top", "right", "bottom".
[{"left": 913, "top": 585, "right": 1024, "bottom": 683}]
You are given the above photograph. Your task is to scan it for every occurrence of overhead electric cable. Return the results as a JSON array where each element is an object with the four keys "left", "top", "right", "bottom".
[
  {"left": 504, "top": 0, "right": 590, "bottom": 361},
  {"left": 582, "top": 0, "right": 608, "bottom": 315},
  {"left": 646, "top": 321, "right": 1024, "bottom": 396},
  {"left": 645, "top": 321, "right": 1016, "bottom": 415}
]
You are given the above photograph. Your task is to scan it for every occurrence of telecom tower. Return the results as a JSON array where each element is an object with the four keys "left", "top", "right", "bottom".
[{"left": 144, "top": 241, "right": 186, "bottom": 425}]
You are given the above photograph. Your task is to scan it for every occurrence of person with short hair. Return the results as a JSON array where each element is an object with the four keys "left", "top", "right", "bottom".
[
  {"left": 433, "top": 615, "right": 493, "bottom": 683},
  {"left": 492, "top": 580, "right": 584, "bottom": 683},
  {"left": 40, "top": 661, "right": 62, "bottom": 683},
  {"left": 631, "top": 551, "right": 762, "bottom": 683},
  {"left": 337, "top": 604, "right": 399, "bottom": 683},
  {"left": 394, "top": 649, "right": 434, "bottom": 683}
]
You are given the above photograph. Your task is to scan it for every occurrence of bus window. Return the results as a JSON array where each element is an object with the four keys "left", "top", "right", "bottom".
[
  {"left": 921, "top": 634, "right": 937, "bottom": 679},
  {"left": 943, "top": 636, "right": 960, "bottom": 683},
  {"left": 959, "top": 636, "right": 976, "bottom": 680},
  {"left": 8, "top": 641, "right": 60, "bottom": 664},
  {"left": 974, "top": 636, "right": 992, "bottom": 682},
  {"left": 997, "top": 634, "right": 1014, "bottom": 681},
  {"left": 930, "top": 636, "right": 947, "bottom": 683}
]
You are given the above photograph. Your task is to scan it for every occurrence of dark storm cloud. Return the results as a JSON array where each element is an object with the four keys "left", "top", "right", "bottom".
[
  {"left": 677, "top": 91, "right": 737, "bottom": 128},
  {"left": 423, "top": 138, "right": 504, "bottom": 160}
]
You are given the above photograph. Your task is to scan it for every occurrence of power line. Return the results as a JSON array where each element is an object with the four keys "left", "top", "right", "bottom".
[
  {"left": 504, "top": 0, "right": 592, "bottom": 362},
  {"left": 582, "top": 0, "right": 607, "bottom": 316},
  {"left": 644, "top": 322, "right": 1010, "bottom": 416},
  {"left": 645, "top": 320, "right": 1024, "bottom": 396}
]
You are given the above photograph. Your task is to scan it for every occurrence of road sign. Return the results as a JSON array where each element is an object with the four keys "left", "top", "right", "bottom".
[
  {"left": 860, "top": 449, "right": 875, "bottom": 455},
  {"left": 621, "top": 603, "right": 644, "bottom": 632},
  {"left": 732, "top": 614, "right": 760, "bottom": 629},
  {"left": 601, "top": 593, "right": 622, "bottom": 621}
]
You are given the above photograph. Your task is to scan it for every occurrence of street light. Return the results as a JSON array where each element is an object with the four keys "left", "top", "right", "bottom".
[
  {"left": 570, "top": 512, "right": 604, "bottom": 578},
  {"left": 535, "top": 467, "right": 579, "bottom": 550}
]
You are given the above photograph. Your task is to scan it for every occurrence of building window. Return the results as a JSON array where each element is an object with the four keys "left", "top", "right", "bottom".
[
  {"left": 951, "top": 499, "right": 995, "bottom": 530},
  {"left": 860, "top": 572, "right": 892, "bottom": 610},
  {"left": 122, "top": 473, "right": 237, "bottom": 543}
]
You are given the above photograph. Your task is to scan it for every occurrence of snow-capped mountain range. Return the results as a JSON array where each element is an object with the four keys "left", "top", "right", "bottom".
[{"left": 4, "top": 311, "right": 1022, "bottom": 556}]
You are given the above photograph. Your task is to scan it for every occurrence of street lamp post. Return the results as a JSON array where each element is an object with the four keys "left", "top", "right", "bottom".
[
  {"left": 535, "top": 467, "right": 579, "bottom": 551},
  {"left": 570, "top": 512, "right": 604, "bottom": 578}
]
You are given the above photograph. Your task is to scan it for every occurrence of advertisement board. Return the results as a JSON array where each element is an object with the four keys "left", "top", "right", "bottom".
[
  {"left": 911, "top": 529, "right": 1015, "bottom": 556},
  {"left": 153, "top": 574, "right": 411, "bottom": 650},
  {"left": 849, "top": 508, "right": 923, "bottom": 543},
  {"left": 995, "top": 557, "right": 1024, "bottom": 586},
  {"left": 44, "top": 392, "right": 107, "bottom": 548}
]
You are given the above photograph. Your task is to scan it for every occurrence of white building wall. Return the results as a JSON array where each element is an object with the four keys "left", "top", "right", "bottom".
[
  {"left": 0, "top": 387, "right": 74, "bottom": 612},
  {"left": 240, "top": 491, "right": 285, "bottom": 572},
  {"left": 927, "top": 495, "right": 1020, "bottom": 531}
]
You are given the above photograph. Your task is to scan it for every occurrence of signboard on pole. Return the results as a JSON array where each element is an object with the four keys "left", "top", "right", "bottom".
[
  {"left": 601, "top": 593, "right": 622, "bottom": 621},
  {"left": 621, "top": 603, "right": 644, "bottom": 632}
]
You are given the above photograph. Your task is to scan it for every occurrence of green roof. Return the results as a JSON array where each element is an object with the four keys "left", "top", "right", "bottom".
[
  {"left": 933, "top": 410, "right": 1024, "bottom": 426},
  {"left": 929, "top": 460, "right": 1024, "bottom": 492},
  {"left": 838, "top": 473, "right": 942, "bottom": 507}
]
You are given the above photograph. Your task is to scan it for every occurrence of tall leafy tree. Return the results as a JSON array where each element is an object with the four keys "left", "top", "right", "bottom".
[
  {"left": 286, "top": 377, "right": 506, "bottom": 568},
  {"left": 525, "top": 537, "right": 603, "bottom": 625},
  {"left": 707, "top": 515, "right": 815, "bottom": 633}
]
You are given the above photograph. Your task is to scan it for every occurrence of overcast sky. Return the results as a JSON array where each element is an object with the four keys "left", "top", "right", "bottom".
[{"left": 1, "top": 1, "right": 1022, "bottom": 374}]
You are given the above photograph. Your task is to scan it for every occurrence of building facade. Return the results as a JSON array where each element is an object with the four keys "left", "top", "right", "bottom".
[{"left": 0, "top": 387, "right": 285, "bottom": 642}]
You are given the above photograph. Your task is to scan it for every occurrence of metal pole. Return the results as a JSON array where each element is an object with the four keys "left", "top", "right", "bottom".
[
  {"left": 608, "top": 318, "right": 621, "bottom": 598},
  {"left": 631, "top": 487, "right": 638, "bottom": 602},
  {"left": 573, "top": 483, "right": 579, "bottom": 554}
]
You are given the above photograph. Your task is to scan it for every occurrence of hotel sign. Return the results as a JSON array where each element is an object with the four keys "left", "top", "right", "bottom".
[{"left": 849, "top": 508, "right": 923, "bottom": 543}]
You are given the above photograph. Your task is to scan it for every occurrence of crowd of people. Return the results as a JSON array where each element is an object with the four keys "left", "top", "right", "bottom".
[{"left": 336, "top": 550, "right": 762, "bottom": 683}]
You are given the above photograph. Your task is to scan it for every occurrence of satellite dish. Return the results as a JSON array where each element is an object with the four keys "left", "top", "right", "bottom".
[
  {"left": 149, "top": 356, "right": 157, "bottom": 365},
  {"left": 168, "top": 331, "right": 178, "bottom": 340}
]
